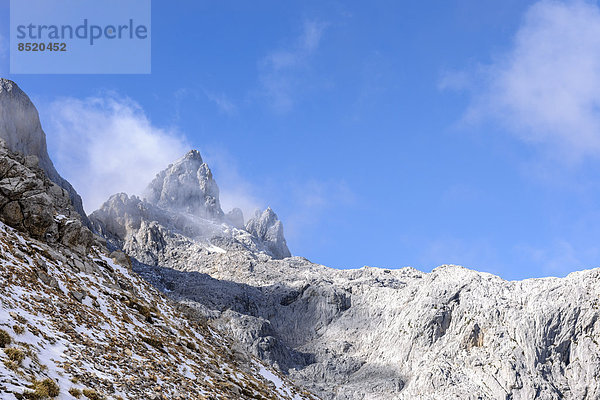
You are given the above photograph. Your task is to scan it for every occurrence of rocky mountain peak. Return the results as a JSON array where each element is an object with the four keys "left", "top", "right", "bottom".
[
  {"left": 0, "top": 78, "right": 88, "bottom": 222},
  {"left": 246, "top": 207, "right": 291, "bottom": 259},
  {"left": 143, "top": 149, "right": 224, "bottom": 219},
  {"left": 183, "top": 148, "right": 203, "bottom": 161}
]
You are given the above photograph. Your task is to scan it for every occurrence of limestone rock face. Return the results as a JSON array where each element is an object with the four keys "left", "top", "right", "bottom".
[
  {"left": 144, "top": 150, "right": 224, "bottom": 220},
  {"left": 0, "top": 139, "right": 93, "bottom": 252},
  {"left": 246, "top": 208, "right": 291, "bottom": 259},
  {"left": 93, "top": 150, "right": 600, "bottom": 399},
  {"left": 135, "top": 253, "right": 600, "bottom": 400},
  {"left": 0, "top": 78, "right": 88, "bottom": 221}
]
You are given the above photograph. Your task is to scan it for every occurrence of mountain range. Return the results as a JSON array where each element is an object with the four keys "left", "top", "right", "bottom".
[{"left": 1, "top": 78, "right": 600, "bottom": 399}]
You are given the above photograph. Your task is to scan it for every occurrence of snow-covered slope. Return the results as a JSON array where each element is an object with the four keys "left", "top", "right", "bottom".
[{"left": 0, "top": 220, "right": 316, "bottom": 400}]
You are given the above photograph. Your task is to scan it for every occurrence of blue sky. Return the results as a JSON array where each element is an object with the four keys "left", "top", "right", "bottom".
[{"left": 3, "top": 0, "right": 600, "bottom": 279}]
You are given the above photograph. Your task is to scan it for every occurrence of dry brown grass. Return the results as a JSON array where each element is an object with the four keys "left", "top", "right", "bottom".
[{"left": 0, "top": 329, "right": 11, "bottom": 347}]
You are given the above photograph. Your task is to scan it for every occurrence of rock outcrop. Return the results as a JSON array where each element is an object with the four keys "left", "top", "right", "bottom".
[
  {"left": 0, "top": 78, "right": 88, "bottom": 221},
  {"left": 134, "top": 249, "right": 600, "bottom": 400},
  {"left": 246, "top": 208, "right": 291, "bottom": 259},
  {"left": 0, "top": 139, "right": 93, "bottom": 253},
  {"left": 226, "top": 207, "right": 245, "bottom": 229}
]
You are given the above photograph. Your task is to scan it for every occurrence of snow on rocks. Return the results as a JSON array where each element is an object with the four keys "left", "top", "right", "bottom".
[{"left": 0, "top": 221, "right": 318, "bottom": 400}]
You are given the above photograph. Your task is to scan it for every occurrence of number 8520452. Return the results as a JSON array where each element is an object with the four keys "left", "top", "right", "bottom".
[{"left": 17, "top": 43, "right": 67, "bottom": 52}]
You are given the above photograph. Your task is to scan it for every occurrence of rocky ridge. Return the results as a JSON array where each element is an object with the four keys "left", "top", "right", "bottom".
[
  {"left": 127, "top": 244, "right": 600, "bottom": 400},
  {"left": 92, "top": 149, "right": 600, "bottom": 399}
]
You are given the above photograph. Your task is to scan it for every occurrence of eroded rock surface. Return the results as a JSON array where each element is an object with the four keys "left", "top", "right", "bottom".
[
  {"left": 144, "top": 150, "right": 224, "bottom": 220},
  {"left": 134, "top": 249, "right": 600, "bottom": 400},
  {"left": 0, "top": 139, "right": 93, "bottom": 253},
  {"left": 246, "top": 208, "right": 291, "bottom": 259}
]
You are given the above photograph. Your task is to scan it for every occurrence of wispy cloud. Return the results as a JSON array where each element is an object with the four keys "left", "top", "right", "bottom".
[
  {"left": 282, "top": 179, "right": 355, "bottom": 241},
  {"left": 44, "top": 94, "right": 189, "bottom": 213},
  {"left": 445, "top": 0, "right": 600, "bottom": 163},
  {"left": 515, "top": 240, "right": 600, "bottom": 277},
  {"left": 202, "top": 147, "right": 355, "bottom": 236},
  {"left": 204, "top": 90, "right": 237, "bottom": 115},
  {"left": 259, "top": 20, "right": 327, "bottom": 113}
]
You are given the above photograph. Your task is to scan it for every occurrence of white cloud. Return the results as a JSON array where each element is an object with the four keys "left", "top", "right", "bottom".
[
  {"left": 44, "top": 94, "right": 189, "bottom": 213},
  {"left": 451, "top": 0, "right": 600, "bottom": 162},
  {"left": 259, "top": 20, "right": 327, "bottom": 112},
  {"left": 201, "top": 148, "right": 355, "bottom": 235},
  {"left": 198, "top": 148, "right": 356, "bottom": 239}
]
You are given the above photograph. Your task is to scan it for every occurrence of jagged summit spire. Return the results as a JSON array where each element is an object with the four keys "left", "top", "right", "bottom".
[
  {"left": 182, "top": 149, "right": 203, "bottom": 161},
  {"left": 144, "top": 149, "right": 224, "bottom": 219},
  {"left": 93, "top": 149, "right": 292, "bottom": 259}
]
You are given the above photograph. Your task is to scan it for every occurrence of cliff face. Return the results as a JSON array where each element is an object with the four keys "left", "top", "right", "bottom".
[
  {"left": 127, "top": 246, "right": 600, "bottom": 400},
  {"left": 0, "top": 139, "right": 93, "bottom": 253},
  {"left": 0, "top": 79, "right": 88, "bottom": 221},
  {"left": 144, "top": 150, "right": 224, "bottom": 220},
  {"left": 245, "top": 208, "right": 291, "bottom": 259}
]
